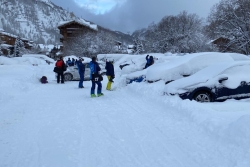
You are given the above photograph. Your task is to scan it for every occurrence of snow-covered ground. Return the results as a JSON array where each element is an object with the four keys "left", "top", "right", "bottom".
[{"left": 1, "top": 54, "right": 250, "bottom": 167}]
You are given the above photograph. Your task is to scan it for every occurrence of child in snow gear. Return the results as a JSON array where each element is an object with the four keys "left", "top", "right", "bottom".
[
  {"left": 105, "top": 60, "right": 115, "bottom": 90},
  {"left": 55, "top": 56, "right": 66, "bottom": 84},
  {"left": 40, "top": 76, "right": 48, "bottom": 84},
  {"left": 78, "top": 58, "right": 85, "bottom": 88},
  {"left": 89, "top": 57, "right": 103, "bottom": 97}
]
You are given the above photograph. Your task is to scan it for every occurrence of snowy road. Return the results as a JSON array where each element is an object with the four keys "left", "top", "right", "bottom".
[{"left": 1, "top": 65, "right": 250, "bottom": 167}]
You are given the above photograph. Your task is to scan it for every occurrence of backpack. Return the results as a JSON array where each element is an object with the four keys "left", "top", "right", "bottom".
[{"left": 56, "top": 60, "right": 63, "bottom": 68}]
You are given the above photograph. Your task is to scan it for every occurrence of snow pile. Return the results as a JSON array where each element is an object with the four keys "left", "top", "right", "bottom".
[
  {"left": 22, "top": 54, "right": 55, "bottom": 63},
  {"left": 146, "top": 52, "right": 250, "bottom": 82},
  {"left": 0, "top": 56, "right": 51, "bottom": 65}
]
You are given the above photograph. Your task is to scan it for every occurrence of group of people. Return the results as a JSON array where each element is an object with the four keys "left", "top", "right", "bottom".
[
  {"left": 54, "top": 55, "right": 155, "bottom": 97},
  {"left": 66, "top": 58, "right": 78, "bottom": 66},
  {"left": 54, "top": 56, "right": 115, "bottom": 98}
]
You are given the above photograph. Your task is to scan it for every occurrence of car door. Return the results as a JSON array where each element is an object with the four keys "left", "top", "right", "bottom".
[
  {"left": 84, "top": 63, "right": 90, "bottom": 80},
  {"left": 72, "top": 66, "right": 80, "bottom": 80},
  {"left": 215, "top": 65, "right": 250, "bottom": 100}
]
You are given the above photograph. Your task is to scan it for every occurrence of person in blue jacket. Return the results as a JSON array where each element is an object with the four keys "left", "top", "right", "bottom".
[
  {"left": 66, "top": 58, "right": 72, "bottom": 66},
  {"left": 78, "top": 58, "right": 85, "bottom": 88},
  {"left": 144, "top": 55, "right": 154, "bottom": 69},
  {"left": 89, "top": 57, "right": 103, "bottom": 97},
  {"left": 105, "top": 60, "right": 115, "bottom": 90}
]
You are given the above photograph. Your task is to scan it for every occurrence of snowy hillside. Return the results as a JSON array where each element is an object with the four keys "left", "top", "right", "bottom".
[
  {"left": 1, "top": 54, "right": 250, "bottom": 167},
  {"left": 0, "top": 0, "right": 76, "bottom": 44}
]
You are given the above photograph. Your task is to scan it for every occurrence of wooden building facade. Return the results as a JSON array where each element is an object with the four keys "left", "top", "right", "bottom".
[
  {"left": 0, "top": 30, "right": 32, "bottom": 56},
  {"left": 57, "top": 20, "right": 98, "bottom": 56},
  {"left": 58, "top": 20, "right": 98, "bottom": 43}
]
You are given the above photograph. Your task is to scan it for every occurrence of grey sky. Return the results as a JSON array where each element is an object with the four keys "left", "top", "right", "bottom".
[{"left": 50, "top": 0, "right": 220, "bottom": 33}]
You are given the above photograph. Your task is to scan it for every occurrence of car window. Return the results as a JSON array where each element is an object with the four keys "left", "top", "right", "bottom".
[{"left": 220, "top": 64, "right": 250, "bottom": 88}]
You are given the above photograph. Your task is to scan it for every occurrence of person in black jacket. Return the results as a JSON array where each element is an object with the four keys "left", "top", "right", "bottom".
[
  {"left": 78, "top": 58, "right": 85, "bottom": 88},
  {"left": 55, "top": 56, "right": 66, "bottom": 84},
  {"left": 105, "top": 60, "right": 115, "bottom": 90}
]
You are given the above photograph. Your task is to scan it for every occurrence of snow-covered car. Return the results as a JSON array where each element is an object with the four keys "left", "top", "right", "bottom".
[
  {"left": 63, "top": 61, "right": 106, "bottom": 81},
  {"left": 146, "top": 52, "right": 250, "bottom": 84},
  {"left": 22, "top": 54, "right": 55, "bottom": 64},
  {"left": 164, "top": 61, "right": 250, "bottom": 102}
]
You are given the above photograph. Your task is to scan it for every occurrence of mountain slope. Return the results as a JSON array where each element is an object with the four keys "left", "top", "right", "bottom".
[
  {"left": 0, "top": 0, "right": 78, "bottom": 44},
  {"left": 0, "top": 0, "right": 133, "bottom": 45}
]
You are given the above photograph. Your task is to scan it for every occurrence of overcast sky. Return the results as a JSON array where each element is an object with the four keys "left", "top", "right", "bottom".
[{"left": 50, "top": 0, "right": 220, "bottom": 34}]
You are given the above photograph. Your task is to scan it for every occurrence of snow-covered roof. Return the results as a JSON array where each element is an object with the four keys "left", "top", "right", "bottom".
[
  {"left": 1, "top": 44, "right": 13, "bottom": 48},
  {"left": 21, "top": 37, "right": 29, "bottom": 40},
  {"left": 0, "top": 31, "right": 18, "bottom": 38},
  {"left": 58, "top": 19, "right": 98, "bottom": 31}
]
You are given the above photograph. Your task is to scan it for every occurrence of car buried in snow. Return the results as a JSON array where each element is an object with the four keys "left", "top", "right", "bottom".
[
  {"left": 146, "top": 52, "right": 250, "bottom": 84},
  {"left": 164, "top": 61, "right": 250, "bottom": 102}
]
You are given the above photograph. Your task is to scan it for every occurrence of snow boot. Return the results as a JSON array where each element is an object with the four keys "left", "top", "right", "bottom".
[
  {"left": 97, "top": 93, "right": 104, "bottom": 97},
  {"left": 91, "top": 94, "right": 97, "bottom": 98}
]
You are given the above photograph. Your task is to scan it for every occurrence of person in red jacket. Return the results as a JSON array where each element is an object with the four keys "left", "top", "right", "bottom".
[{"left": 55, "top": 56, "right": 66, "bottom": 84}]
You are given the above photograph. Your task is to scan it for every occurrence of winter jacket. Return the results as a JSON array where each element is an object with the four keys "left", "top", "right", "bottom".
[
  {"left": 78, "top": 61, "right": 85, "bottom": 74},
  {"left": 66, "top": 60, "right": 72, "bottom": 66},
  {"left": 89, "top": 61, "right": 101, "bottom": 80},
  {"left": 145, "top": 55, "right": 154, "bottom": 68},
  {"left": 55, "top": 60, "right": 66, "bottom": 73},
  {"left": 105, "top": 62, "right": 114, "bottom": 76}
]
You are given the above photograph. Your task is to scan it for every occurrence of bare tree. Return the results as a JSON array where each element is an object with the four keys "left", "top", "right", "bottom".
[
  {"left": 142, "top": 11, "right": 213, "bottom": 53},
  {"left": 207, "top": 0, "right": 250, "bottom": 54}
]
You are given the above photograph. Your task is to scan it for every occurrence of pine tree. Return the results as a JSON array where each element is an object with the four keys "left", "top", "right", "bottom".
[
  {"left": 14, "top": 36, "right": 24, "bottom": 57},
  {"left": 133, "top": 38, "right": 144, "bottom": 55}
]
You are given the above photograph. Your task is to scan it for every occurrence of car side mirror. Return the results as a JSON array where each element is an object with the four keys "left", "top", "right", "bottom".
[{"left": 218, "top": 77, "right": 228, "bottom": 83}]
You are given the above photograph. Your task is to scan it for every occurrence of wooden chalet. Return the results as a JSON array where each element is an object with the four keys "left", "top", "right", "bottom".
[
  {"left": 58, "top": 19, "right": 98, "bottom": 43},
  {"left": 211, "top": 37, "right": 231, "bottom": 52},
  {"left": 0, "top": 30, "right": 33, "bottom": 56},
  {"left": 0, "top": 31, "right": 16, "bottom": 56},
  {"left": 0, "top": 31, "right": 17, "bottom": 46}
]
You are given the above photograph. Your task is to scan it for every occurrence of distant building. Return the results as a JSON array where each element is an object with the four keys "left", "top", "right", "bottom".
[
  {"left": 36, "top": 44, "right": 61, "bottom": 59},
  {"left": 0, "top": 29, "right": 33, "bottom": 56},
  {"left": 211, "top": 37, "right": 231, "bottom": 52},
  {"left": 58, "top": 19, "right": 98, "bottom": 56},
  {"left": 127, "top": 45, "right": 135, "bottom": 54}
]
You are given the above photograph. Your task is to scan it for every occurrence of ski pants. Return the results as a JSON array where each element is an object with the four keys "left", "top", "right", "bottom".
[
  {"left": 106, "top": 76, "right": 112, "bottom": 90},
  {"left": 57, "top": 72, "right": 64, "bottom": 83},
  {"left": 91, "top": 80, "right": 102, "bottom": 95},
  {"left": 78, "top": 73, "right": 84, "bottom": 87}
]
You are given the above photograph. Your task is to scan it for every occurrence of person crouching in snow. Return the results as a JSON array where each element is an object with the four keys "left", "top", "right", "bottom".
[
  {"left": 78, "top": 58, "right": 85, "bottom": 88},
  {"left": 89, "top": 57, "right": 103, "bottom": 97},
  {"left": 40, "top": 76, "right": 48, "bottom": 84},
  {"left": 105, "top": 60, "right": 115, "bottom": 91}
]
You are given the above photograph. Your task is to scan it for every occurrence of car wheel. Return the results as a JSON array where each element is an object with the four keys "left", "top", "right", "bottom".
[
  {"left": 193, "top": 91, "right": 212, "bottom": 102},
  {"left": 64, "top": 73, "right": 73, "bottom": 81}
]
